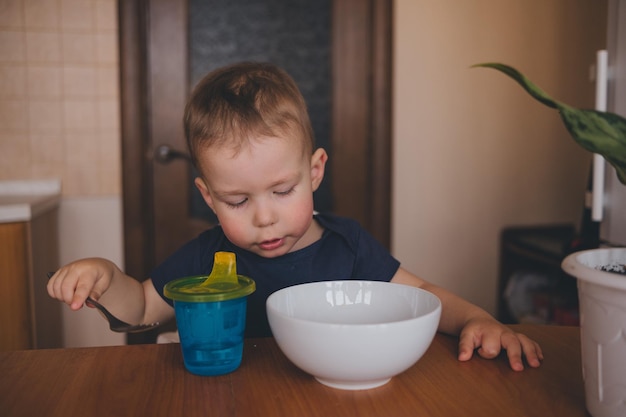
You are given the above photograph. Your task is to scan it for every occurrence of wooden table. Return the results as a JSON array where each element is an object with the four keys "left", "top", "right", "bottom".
[{"left": 0, "top": 325, "right": 585, "bottom": 417}]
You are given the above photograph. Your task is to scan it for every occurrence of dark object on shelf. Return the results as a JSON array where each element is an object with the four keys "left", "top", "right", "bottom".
[{"left": 498, "top": 224, "right": 582, "bottom": 325}]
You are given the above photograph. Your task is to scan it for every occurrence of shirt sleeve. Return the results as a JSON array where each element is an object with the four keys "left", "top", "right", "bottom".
[
  {"left": 352, "top": 225, "right": 400, "bottom": 282},
  {"left": 316, "top": 213, "right": 400, "bottom": 282}
]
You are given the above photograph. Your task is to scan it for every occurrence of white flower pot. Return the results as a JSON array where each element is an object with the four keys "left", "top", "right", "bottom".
[{"left": 562, "top": 248, "right": 626, "bottom": 417}]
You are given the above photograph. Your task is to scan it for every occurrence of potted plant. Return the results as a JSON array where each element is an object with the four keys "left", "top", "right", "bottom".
[{"left": 475, "top": 63, "right": 626, "bottom": 417}]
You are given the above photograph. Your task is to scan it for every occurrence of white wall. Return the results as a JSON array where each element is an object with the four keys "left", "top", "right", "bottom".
[
  {"left": 58, "top": 197, "right": 125, "bottom": 347},
  {"left": 392, "top": 0, "right": 607, "bottom": 314}
]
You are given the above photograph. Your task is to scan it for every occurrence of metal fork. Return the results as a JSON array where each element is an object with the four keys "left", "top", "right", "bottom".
[{"left": 47, "top": 272, "right": 160, "bottom": 333}]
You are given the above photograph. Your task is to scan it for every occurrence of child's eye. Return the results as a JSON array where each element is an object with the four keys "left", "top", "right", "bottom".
[
  {"left": 275, "top": 187, "right": 295, "bottom": 197},
  {"left": 226, "top": 198, "right": 247, "bottom": 208}
]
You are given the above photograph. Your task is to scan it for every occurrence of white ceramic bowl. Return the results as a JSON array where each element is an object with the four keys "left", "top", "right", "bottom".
[{"left": 266, "top": 280, "right": 442, "bottom": 390}]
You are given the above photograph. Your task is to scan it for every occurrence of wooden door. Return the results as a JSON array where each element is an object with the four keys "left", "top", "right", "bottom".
[{"left": 119, "top": 0, "right": 392, "bottom": 282}]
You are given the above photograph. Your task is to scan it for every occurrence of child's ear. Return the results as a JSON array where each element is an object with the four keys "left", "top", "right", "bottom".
[
  {"left": 310, "top": 148, "right": 328, "bottom": 191},
  {"left": 194, "top": 177, "right": 215, "bottom": 212}
]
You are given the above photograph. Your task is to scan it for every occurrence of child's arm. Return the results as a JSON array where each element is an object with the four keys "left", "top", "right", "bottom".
[
  {"left": 47, "top": 257, "right": 174, "bottom": 326},
  {"left": 391, "top": 267, "right": 543, "bottom": 371}
]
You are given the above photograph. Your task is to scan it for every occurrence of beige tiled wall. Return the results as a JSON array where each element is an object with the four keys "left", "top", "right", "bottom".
[{"left": 0, "top": 0, "right": 120, "bottom": 196}]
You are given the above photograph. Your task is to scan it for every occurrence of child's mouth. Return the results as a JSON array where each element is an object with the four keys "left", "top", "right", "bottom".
[{"left": 259, "top": 238, "right": 284, "bottom": 251}]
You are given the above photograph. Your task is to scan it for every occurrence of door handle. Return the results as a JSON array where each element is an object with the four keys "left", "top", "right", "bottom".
[{"left": 154, "top": 144, "right": 191, "bottom": 164}]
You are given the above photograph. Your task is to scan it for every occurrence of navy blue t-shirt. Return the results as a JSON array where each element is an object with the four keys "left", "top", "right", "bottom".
[{"left": 150, "top": 213, "right": 400, "bottom": 337}]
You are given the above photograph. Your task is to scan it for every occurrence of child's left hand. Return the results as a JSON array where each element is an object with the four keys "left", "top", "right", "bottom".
[{"left": 457, "top": 317, "right": 543, "bottom": 371}]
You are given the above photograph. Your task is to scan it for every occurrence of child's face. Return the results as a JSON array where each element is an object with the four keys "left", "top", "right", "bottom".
[{"left": 194, "top": 135, "right": 327, "bottom": 258}]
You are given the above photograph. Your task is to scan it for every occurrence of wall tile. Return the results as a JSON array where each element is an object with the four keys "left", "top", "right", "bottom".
[
  {"left": 63, "top": 131, "right": 99, "bottom": 195},
  {"left": 60, "top": 0, "right": 94, "bottom": 32},
  {"left": 28, "top": 98, "right": 63, "bottom": 131},
  {"left": 0, "top": 0, "right": 120, "bottom": 197},
  {"left": 25, "top": 31, "right": 61, "bottom": 62},
  {"left": 95, "top": 32, "right": 116, "bottom": 64},
  {"left": 0, "top": 133, "right": 31, "bottom": 179},
  {"left": 96, "top": 65, "right": 118, "bottom": 97},
  {"left": 96, "top": 0, "right": 117, "bottom": 32},
  {"left": 29, "top": 132, "right": 65, "bottom": 178},
  {"left": 0, "top": 65, "right": 27, "bottom": 97},
  {"left": 0, "top": 0, "right": 24, "bottom": 29},
  {"left": 63, "top": 66, "right": 97, "bottom": 97},
  {"left": 0, "top": 100, "right": 28, "bottom": 131},
  {"left": 98, "top": 130, "right": 120, "bottom": 194},
  {"left": 61, "top": 33, "right": 95, "bottom": 64},
  {"left": 24, "top": 0, "right": 60, "bottom": 30},
  {"left": 64, "top": 99, "right": 97, "bottom": 129},
  {"left": 0, "top": 31, "right": 26, "bottom": 62},
  {"left": 97, "top": 98, "right": 119, "bottom": 129},
  {"left": 27, "top": 65, "right": 62, "bottom": 97}
]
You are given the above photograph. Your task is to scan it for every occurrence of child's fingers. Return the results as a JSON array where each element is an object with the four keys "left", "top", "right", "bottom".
[
  {"left": 517, "top": 333, "right": 544, "bottom": 367},
  {"left": 48, "top": 266, "right": 100, "bottom": 310},
  {"left": 71, "top": 280, "right": 94, "bottom": 310},
  {"left": 501, "top": 332, "right": 543, "bottom": 371},
  {"left": 46, "top": 271, "right": 59, "bottom": 299},
  {"left": 500, "top": 333, "right": 525, "bottom": 371},
  {"left": 476, "top": 333, "right": 503, "bottom": 359},
  {"left": 457, "top": 321, "right": 543, "bottom": 371},
  {"left": 49, "top": 269, "right": 76, "bottom": 305},
  {"left": 457, "top": 331, "right": 478, "bottom": 361},
  {"left": 457, "top": 329, "right": 502, "bottom": 361}
]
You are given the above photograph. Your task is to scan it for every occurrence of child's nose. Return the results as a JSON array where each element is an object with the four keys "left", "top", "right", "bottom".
[{"left": 253, "top": 202, "right": 277, "bottom": 227}]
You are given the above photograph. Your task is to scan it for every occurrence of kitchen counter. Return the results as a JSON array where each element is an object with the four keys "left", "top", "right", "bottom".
[
  {"left": 0, "top": 179, "right": 61, "bottom": 223},
  {"left": 0, "top": 179, "right": 62, "bottom": 350}
]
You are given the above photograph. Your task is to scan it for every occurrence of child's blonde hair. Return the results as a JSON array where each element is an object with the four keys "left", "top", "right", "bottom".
[{"left": 184, "top": 62, "right": 315, "bottom": 169}]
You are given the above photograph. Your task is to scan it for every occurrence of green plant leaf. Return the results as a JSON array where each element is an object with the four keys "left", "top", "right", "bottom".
[
  {"left": 473, "top": 62, "right": 626, "bottom": 185},
  {"left": 471, "top": 62, "right": 560, "bottom": 109},
  {"left": 559, "top": 105, "right": 626, "bottom": 184}
]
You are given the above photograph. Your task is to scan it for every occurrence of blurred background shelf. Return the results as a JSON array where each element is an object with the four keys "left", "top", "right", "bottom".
[{"left": 497, "top": 224, "right": 581, "bottom": 326}]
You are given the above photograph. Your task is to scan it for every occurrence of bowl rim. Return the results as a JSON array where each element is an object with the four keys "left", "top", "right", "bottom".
[{"left": 266, "top": 280, "right": 442, "bottom": 327}]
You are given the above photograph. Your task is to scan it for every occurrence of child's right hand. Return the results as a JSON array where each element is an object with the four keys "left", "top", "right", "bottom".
[{"left": 47, "top": 258, "right": 120, "bottom": 311}]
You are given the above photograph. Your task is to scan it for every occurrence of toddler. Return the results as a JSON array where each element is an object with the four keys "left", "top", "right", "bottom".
[{"left": 48, "top": 62, "right": 543, "bottom": 371}]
